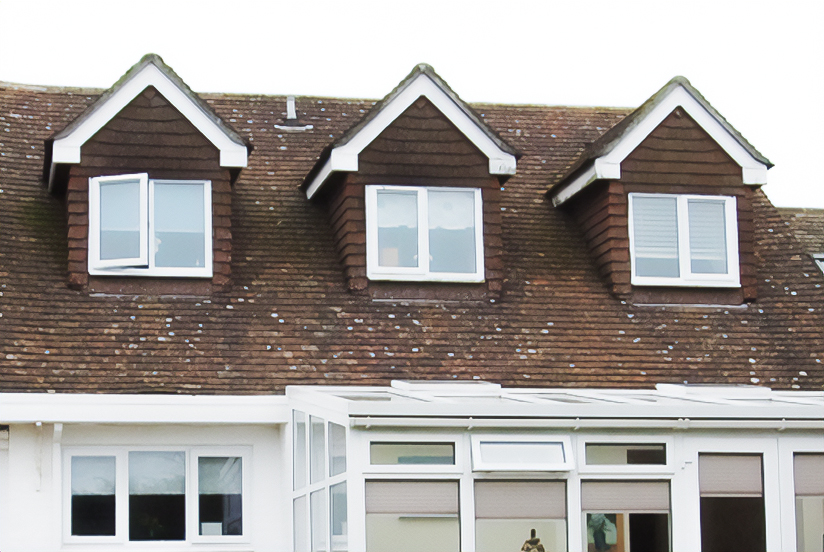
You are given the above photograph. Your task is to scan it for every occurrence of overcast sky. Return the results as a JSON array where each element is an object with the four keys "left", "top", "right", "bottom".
[{"left": 1, "top": 0, "right": 821, "bottom": 208}]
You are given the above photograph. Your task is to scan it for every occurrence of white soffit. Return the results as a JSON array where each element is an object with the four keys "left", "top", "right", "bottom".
[
  {"left": 305, "top": 72, "right": 517, "bottom": 199},
  {"left": 553, "top": 84, "right": 769, "bottom": 207},
  {"left": 51, "top": 63, "right": 248, "bottom": 168}
]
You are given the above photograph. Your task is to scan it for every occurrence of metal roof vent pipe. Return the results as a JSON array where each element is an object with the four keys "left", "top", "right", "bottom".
[{"left": 275, "top": 96, "right": 313, "bottom": 131}]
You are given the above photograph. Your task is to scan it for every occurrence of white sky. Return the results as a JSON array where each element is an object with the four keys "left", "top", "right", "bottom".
[{"left": 1, "top": 0, "right": 822, "bottom": 208}]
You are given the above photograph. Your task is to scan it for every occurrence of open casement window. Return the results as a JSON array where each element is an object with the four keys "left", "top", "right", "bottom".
[
  {"left": 88, "top": 174, "right": 213, "bottom": 277},
  {"left": 471, "top": 435, "right": 573, "bottom": 471},
  {"left": 64, "top": 448, "right": 247, "bottom": 545},
  {"left": 628, "top": 193, "right": 739, "bottom": 287},
  {"left": 581, "top": 481, "right": 671, "bottom": 552},
  {"left": 365, "top": 185, "right": 484, "bottom": 282}
]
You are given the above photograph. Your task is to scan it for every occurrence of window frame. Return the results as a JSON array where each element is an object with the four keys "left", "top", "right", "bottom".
[
  {"left": 470, "top": 435, "right": 573, "bottom": 472},
  {"left": 627, "top": 193, "right": 740, "bottom": 287},
  {"left": 365, "top": 185, "right": 485, "bottom": 283},
  {"left": 88, "top": 174, "right": 213, "bottom": 278},
  {"left": 62, "top": 446, "right": 250, "bottom": 546}
]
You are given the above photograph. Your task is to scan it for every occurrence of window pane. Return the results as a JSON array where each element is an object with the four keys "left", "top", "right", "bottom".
[
  {"left": 688, "top": 199, "right": 728, "bottom": 274},
  {"left": 330, "top": 482, "right": 348, "bottom": 551},
  {"left": 329, "top": 422, "right": 346, "bottom": 476},
  {"left": 477, "top": 520, "right": 565, "bottom": 552},
  {"left": 311, "top": 489, "right": 327, "bottom": 552},
  {"left": 796, "top": 496, "right": 824, "bottom": 552},
  {"left": 377, "top": 190, "right": 418, "bottom": 267},
  {"left": 294, "top": 410, "right": 307, "bottom": 490},
  {"left": 294, "top": 495, "right": 309, "bottom": 552},
  {"left": 586, "top": 444, "right": 666, "bottom": 465},
  {"left": 700, "top": 497, "right": 765, "bottom": 552},
  {"left": 129, "top": 451, "right": 185, "bottom": 541},
  {"left": 310, "top": 415, "right": 325, "bottom": 484},
  {"left": 478, "top": 441, "right": 565, "bottom": 465},
  {"left": 428, "top": 190, "right": 476, "bottom": 273},
  {"left": 153, "top": 183, "right": 206, "bottom": 268},
  {"left": 370, "top": 442, "right": 455, "bottom": 465},
  {"left": 198, "top": 457, "right": 242, "bottom": 536},
  {"left": 633, "top": 196, "right": 679, "bottom": 277},
  {"left": 71, "top": 456, "right": 116, "bottom": 536},
  {"left": 99, "top": 180, "right": 141, "bottom": 260}
]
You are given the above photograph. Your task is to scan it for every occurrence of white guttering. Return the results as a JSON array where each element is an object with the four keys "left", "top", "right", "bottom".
[
  {"left": 305, "top": 72, "right": 517, "bottom": 199},
  {"left": 0, "top": 393, "right": 289, "bottom": 424},
  {"left": 350, "top": 417, "right": 824, "bottom": 431},
  {"left": 51, "top": 63, "right": 248, "bottom": 169},
  {"left": 552, "top": 85, "right": 769, "bottom": 207}
]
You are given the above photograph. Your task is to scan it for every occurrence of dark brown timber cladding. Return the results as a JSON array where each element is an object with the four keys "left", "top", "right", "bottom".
[
  {"left": 565, "top": 108, "right": 757, "bottom": 303},
  {"left": 64, "top": 86, "right": 232, "bottom": 292},
  {"left": 324, "top": 96, "right": 504, "bottom": 299}
]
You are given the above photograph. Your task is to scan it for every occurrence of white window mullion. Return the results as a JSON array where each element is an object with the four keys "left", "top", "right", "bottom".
[
  {"left": 419, "top": 189, "right": 430, "bottom": 275},
  {"left": 147, "top": 179, "right": 156, "bottom": 271},
  {"left": 116, "top": 451, "right": 128, "bottom": 541}
]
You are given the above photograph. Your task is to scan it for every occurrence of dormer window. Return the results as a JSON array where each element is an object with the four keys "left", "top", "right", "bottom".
[
  {"left": 88, "top": 173, "right": 212, "bottom": 277},
  {"left": 365, "top": 185, "right": 484, "bottom": 282},
  {"left": 628, "top": 193, "right": 739, "bottom": 287}
]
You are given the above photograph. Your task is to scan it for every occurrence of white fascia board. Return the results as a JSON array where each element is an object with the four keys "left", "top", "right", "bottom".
[
  {"left": 307, "top": 73, "right": 517, "bottom": 199},
  {"left": 304, "top": 158, "right": 334, "bottom": 199},
  {"left": 602, "top": 85, "right": 767, "bottom": 185},
  {"left": 0, "top": 393, "right": 289, "bottom": 424},
  {"left": 552, "top": 165, "right": 597, "bottom": 206},
  {"left": 51, "top": 63, "right": 247, "bottom": 168}
]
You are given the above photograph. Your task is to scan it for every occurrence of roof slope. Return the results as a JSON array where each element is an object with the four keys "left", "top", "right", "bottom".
[
  {"left": 0, "top": 82, "right": 822, "bottom": 394},
  {"left": 780, "top": 208, "right": 824, "bottom": 254}
]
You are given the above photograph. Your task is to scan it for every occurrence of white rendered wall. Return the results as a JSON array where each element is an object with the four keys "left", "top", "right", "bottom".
[{"left": 0, "top": 422, "right": 285, "bottom": 552}]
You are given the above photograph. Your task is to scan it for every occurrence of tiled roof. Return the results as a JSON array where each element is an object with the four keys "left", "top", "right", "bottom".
[
  {"left": 780, "top": 208, "right": 824, "bottom": 254},
  {"left": 1, "top": 81, "right": 822, "bottom": 394}
]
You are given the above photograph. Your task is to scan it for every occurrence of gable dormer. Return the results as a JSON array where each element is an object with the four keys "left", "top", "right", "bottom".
[
  {"left": 550, "top": 77, "right": 772, "bottom": 305},
  {"left": 45, "top": 54, "right": 249, "bottom": 292},
  {"left": 303, "top": 64, "right": 518, "bottom": 300}
]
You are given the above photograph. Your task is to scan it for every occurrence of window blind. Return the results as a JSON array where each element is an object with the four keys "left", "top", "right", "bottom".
[
  {"left": 794, "top": 454, "right": 824, "bottom": 496},
  {"left": 699, "top": 454, "right": 762, "bottom": 496},
  {"left": 632, "top": 195, "right": 679, "bottom": 277},
  {"left": 475, "top": 481, "right": 565, "bottom": 519},
  {"left": 688, "top": 199, "right": 727, "bottom": 274},
  {"left": 365, "top": 481, "right": 458, "bottom": 514},
  {"left": 581, "top": 481, "right": 670, "bottom": 512}
]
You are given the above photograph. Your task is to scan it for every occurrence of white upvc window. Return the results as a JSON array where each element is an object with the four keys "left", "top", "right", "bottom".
[
  {"left": 88, "top": 173, "right": 213, "bottom": 277},
  {"left": 628, "top": 193, "right": 739, "bottom": 287},
  {"left": 64, "top": 447, "right": 249, "bottom": 546},
  {"left": 365, "top": 185, "right": 485, "bottom": 282},
  {"left": 470, "top": 435, "right": 573, "bottom": 472}
]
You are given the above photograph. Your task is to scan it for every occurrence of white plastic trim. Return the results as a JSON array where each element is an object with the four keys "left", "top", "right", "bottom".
[
  {"left": 365, "top": 185, "right": 485, "bottom": 283},
  {"left": 553, "top": 83, "right": 769, "bottom": 206},
  {"left": 305, "top": 72, "right": 516, "bottom": 199},
  {"left": 628, "top": 193, "right": 741, "bottom": 288},
  {"left": 88, "top": 177, "right": 213, "bottom": 278},
  {"left": 0, "top": 393, "right": 289, "bottom": 424},
  {"left": 52, "top": 63, "right": 247, "bottom": 168}
]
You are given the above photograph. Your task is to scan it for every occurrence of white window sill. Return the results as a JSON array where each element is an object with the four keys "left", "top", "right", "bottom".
[
  {"left": 367, "top": 271, "right": 484, "bottom": 284},
  {"left": 88, "top": 267, "right": 213, "bottom": 278},
  {"left": 631, "top": 276, "right": 741, "bottom": 288}
]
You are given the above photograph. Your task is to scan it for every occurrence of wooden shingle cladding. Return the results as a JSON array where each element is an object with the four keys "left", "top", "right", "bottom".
[
  {"left": 319, "top": 97, "right": 504, "bottom": 299},
  {"left": 63, "top": 87, "right": 233, "bottom": 292},
  {"left": 562, "top": 108, "right": 758, "bottom": 303},
  {"left": 1, "top": 81, "right": 822, "bottom": 394}
]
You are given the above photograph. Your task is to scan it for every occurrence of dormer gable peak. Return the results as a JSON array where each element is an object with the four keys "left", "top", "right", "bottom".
[
  {"left": 303, "top": 63, "right": 518, "bottom": 199},
  {"left": 550, "top": 76, "right": 773, "bottom": 206},
  {"left": 46, "top": 53, "right": 249, "bottom": 192}
]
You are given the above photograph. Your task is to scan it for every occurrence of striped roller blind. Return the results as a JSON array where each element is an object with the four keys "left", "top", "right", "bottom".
[
  {"left": 475, "top": 481, "right": 566, "bottom": 519},
  {"left": 631, "top": 195, "right": 679, "bottom": 278},
  {"left": 365, "top": 481, "right": 458, "bottom": 514},
  {"left": 688, "top": 199, "right": 727, "bottom": 274},
  {"left": 581, "top": 481, "right": 670, "bottom": 512},
  {"left": 794, "top": 454, "right": 824, "bottom": 496},
  {"left": 699, "top": 454, "right": 763, "bottom": 496}
]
